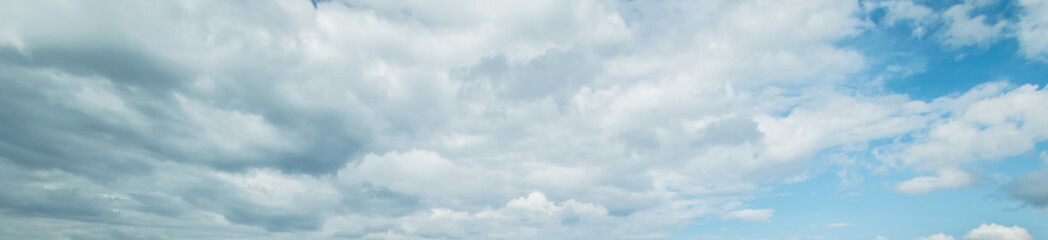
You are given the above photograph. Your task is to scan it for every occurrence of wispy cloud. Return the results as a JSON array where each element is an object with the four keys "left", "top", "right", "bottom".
[{"left": 827, "top": 223, "right": 855, "bottom": 228}]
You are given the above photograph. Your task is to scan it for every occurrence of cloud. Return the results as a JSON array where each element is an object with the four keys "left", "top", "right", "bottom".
[
  {"left": 939, "top": 2, "right": 1009, "bottom": 48},
  {"left": 879, "top": 83, "right": 1048, "bottom": 194},
  {"left": 963, "top": 223, "right": 1033, "bottom": 240},
  {"left": 870, "top": 0, "right": 1048, "bottom": 60},
  {"left": 897, "top": 84, "right": 1048, "bottom": 168},
  {"left": 901, "top": 224, "right": 1034, "bottom": 240},
  {"left": 722, "top": 209, "right": 775, "bottom": 222},
  {"left": 320, "top": 191, "right": 687, "bottom": 239},
  {"left": 874, "top": 0, "right": 938, "bottom": 37},
  {"left": 919, "top": 233, "right": 956, "bottom": 240},
  {"left": 878, "top": 1, "right": 936, "bottom": 25},
  {"left": 898, "top": 168, "right": 982, "bottom": 195},
  {"left": 1002, "top": 169, "right": 1048, "bottom": 207},
  {"left": 827, "top": 223, "right": 855, "bottom": 228},
  {"left": 0, "top": 0, "right": 1044, "bottom": 239},
  {"left": 1017, "top": 0, "right": 1048, "bottom": 60}
]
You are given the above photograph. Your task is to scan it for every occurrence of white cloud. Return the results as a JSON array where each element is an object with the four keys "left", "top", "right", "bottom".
[
  {"left": 872, "top": 236, "right": 891, "bottom": 240},
  {"left": 1017, "top": 0, "right": 1048, "bottom": 60},
  {"left": 390, "top": 191, "right": 615, "bottom": 238},
  {"left": 880, "top": 1, "right": 936, "bottom": 24},
  {"left": 722, "top": 208, "right": 775, "bottom": 222},
  {"left": 940, "top": 2, "right": 1009, "bottom": 48},
  {"left": 320, "top": 191, "right": 687, "bottom": 239},
  {"left": 338, "top": 149, "right": 518, "bottom": 209},
  {"left": 898, "top": 168, "right": 982, "bottom": 195},
  {"left": 919, "top": 233, "right": 957, "bottom": 240},
  {"left": 881, "top": 83, "right": 1048, "bottom": 194},
  {"left": 876, "top": 0, "right": 938, "bottom": 37},
  {"left": 963, "top": 223, "right": 1034, "bottom": 240},
  {"left": 757, "top": 93, "right": 929, "bottom": 163}
]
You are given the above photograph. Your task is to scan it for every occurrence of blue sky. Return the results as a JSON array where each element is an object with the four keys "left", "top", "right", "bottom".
[{"left": 1, "top": 0, "right": 1047, "bottom": 239}]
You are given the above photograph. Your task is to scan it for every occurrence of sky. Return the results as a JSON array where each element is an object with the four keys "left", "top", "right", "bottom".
[{"left": 0, "top": 0, "right": 1047, "bottom": 239}]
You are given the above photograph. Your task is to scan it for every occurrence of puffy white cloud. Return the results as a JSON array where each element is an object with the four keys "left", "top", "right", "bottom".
[
  {"left": 963, "top": 223, "right": 1034, "bottom": 240},
  {"left": 918, "top": 233, "right": 957, "bottom": 240}
]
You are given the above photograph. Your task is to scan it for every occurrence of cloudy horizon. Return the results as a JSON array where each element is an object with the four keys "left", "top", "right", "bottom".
[{"left": 1, "top": 0, "right": 1047, "bottom": 239}]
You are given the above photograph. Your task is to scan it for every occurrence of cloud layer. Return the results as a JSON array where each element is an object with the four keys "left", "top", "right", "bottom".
[{"left": 0, "top": 0, "right": 1046, "bottom": 239}]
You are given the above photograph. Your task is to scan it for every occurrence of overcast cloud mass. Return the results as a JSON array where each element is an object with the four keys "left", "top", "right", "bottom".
[{"left": 1, "top": 0, "right": 1047, "bottom": 239}]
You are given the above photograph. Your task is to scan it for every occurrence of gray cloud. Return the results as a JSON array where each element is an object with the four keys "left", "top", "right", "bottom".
[
  {"left": 163, "top": 175, "right": 421, "bottom": 232},
  {"left": 455, "top": 49, "right": 602, "bottom": 102},
  {"left": 0, "top": 188, "right": 117, "bottom": 221},
  {"left": 0, "top": 0, "right": 867, "bottom": 237},
  {"left": 0, "top": 45, "right": 188, "bottom": 93},
  {"left": 691, "top": 117, "right": 763, "bottom": 147},
  {"left": 0, "top": 44, "right": 373, "bottom": 178},
  {"left": 1003, "top": 169, "right": 1048, "bottom": 207}
]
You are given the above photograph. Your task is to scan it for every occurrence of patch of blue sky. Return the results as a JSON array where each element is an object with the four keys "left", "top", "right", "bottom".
[
  {"left": 673, "top": 152, "right": 1048, "bottom": 239},
  {"left": 845, "top": 0, "right": 1048, "bottom": 101},
  {"left": 672, "top": 128, "right": 1048, "bottom": 239},
  {"left": 673, "top": 113, "right": 1048, "bottom": 239}
]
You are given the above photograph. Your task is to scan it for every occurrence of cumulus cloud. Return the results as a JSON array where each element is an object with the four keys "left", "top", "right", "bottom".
[{"left": 963, "top": 223, "right": 1034, "bottom": 240}]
